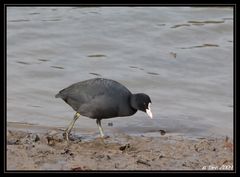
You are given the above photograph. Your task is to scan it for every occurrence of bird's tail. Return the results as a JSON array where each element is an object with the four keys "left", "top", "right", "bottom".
[{"left": 55, "top": 93, "right": 61, "bottom": 98}]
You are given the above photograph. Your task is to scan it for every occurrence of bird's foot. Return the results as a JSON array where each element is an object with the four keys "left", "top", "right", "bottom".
[
  {"left": 63, "top": 131, "right": 70, "bottom": 141},
  {"left": 100, "top": 135, "right": 110, "bottom": 139}
]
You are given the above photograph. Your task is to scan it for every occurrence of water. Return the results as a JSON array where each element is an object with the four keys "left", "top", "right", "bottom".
[{"left": 7, "top": 7, "right": 233, "bottom": 139}]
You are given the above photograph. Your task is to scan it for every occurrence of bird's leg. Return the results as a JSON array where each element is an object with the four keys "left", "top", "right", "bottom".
[
  {"left": 96, "top": 119, "right": 104, "bottom": 138},
  {"left": 64, "top": 112, "right": 80, "bottom": 141}
]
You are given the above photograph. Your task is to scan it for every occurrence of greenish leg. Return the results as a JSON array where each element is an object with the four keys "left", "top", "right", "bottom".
[
  {"left": 64, "top": 112, "right": 80, "bottom": 141},
  {"left": 96, "top": 119, "right": 104, "bottom": 138}
]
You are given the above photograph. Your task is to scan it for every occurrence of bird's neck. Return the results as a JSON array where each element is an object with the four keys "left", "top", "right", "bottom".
[{"left": 130, "top": 94, "right": 138, "bottom": 111}]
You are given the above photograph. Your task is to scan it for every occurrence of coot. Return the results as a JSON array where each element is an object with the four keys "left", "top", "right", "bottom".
[{"left": 55, "top": 78, "right": 152, "bottom": 140}]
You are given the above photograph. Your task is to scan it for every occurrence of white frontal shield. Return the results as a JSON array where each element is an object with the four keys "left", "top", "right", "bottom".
[{"left": 146, "top": 103, "right": 153, "bottom": 119}]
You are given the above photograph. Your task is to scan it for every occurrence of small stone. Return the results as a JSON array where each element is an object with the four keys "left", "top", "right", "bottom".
[
  {"left": 33, "top": 134, "right": 40, "bottom": 142},
  {"left": 159, "top": 155, "right": 164, "bottom": 159},
  {"left": 115, "top": 163, "right": 120, "bottom": 168},
  {"left": 72, "top": 166, "right": 82, "bottom": 171},
  {"left": 136, "top": 159, "right": 151, "bottom": 166},
  {"left": 108, "top": 122, "right": 113, "bottom": 126},
  {"left": 119, "top": 143, "right": 130, "bottom": 151},
  {"left": 159, "top": 130, "right": 166, "bottom": 135}
]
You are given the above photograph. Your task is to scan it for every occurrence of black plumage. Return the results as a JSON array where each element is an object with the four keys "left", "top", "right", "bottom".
[{"left": 55, "top": 78, "right": 152, "bottom": 140}]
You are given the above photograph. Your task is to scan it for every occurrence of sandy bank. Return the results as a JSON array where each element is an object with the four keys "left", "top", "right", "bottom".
[{"left": 6, "top": 128, "right": 233, "bottom": 171}]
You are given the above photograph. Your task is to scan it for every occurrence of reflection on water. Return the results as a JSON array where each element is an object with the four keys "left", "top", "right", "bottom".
[
  {"left": 7, "top": 7, "right": 233, "bottom": 139},
  {"left": 147, "top": 72, "right": 159, "bottom": 76},
  {"left": 171, "top": 24, "right": 191, "bottom": 28},
  {"left": 51, "top": 66, "right": 64, "bottom": 69},
  {"left": 87, "top": 54, "right": 107, "bottom": 58},
  {"left": 188, "top": 20, "right": 225, "bottom": 24},
  {"left": 180, "top": 44, "right": 219, "bottom": 49},
  {"left": 89, "top": 72, "right": 102, "bottom": 76},
  {"left": 16, "top": 61, "right": 31, "bottom": 65}
]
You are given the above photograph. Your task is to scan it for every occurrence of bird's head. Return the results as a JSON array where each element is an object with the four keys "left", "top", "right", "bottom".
[{"left": 131, "top": 93, "right": 153, "bottom": 119}]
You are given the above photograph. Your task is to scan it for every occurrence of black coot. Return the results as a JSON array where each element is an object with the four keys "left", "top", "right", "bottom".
[{"left": 55, "top": 78, "right": 152, "bottom": 140}]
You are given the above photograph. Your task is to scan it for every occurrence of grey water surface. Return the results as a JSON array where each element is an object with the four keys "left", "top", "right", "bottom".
[{"left": 7, "top": 7, "right": 233, "bottom": 139}]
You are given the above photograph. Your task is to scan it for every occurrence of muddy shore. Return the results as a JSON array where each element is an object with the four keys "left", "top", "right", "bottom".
[{"left": 6, "top": 128, "right": 233, "bottom": 171}]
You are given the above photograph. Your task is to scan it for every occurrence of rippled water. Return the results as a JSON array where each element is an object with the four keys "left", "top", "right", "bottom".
[{"left": 7, "top": 7, "right": 233, "bottom": 138}]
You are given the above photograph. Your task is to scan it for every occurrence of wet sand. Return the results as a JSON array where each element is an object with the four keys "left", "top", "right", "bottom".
[{"left": 7, "top": 126, "right": 233, "bottom": 171}]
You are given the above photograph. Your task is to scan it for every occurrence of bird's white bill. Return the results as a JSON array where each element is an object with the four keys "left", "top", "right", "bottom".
[{"left": 146, "top": 103, "right": 153, "bottom": 119}]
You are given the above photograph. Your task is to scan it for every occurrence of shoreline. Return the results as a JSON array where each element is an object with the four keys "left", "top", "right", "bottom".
[{"left": 6, "top": 125, "right": 233, "bottom": 170}]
